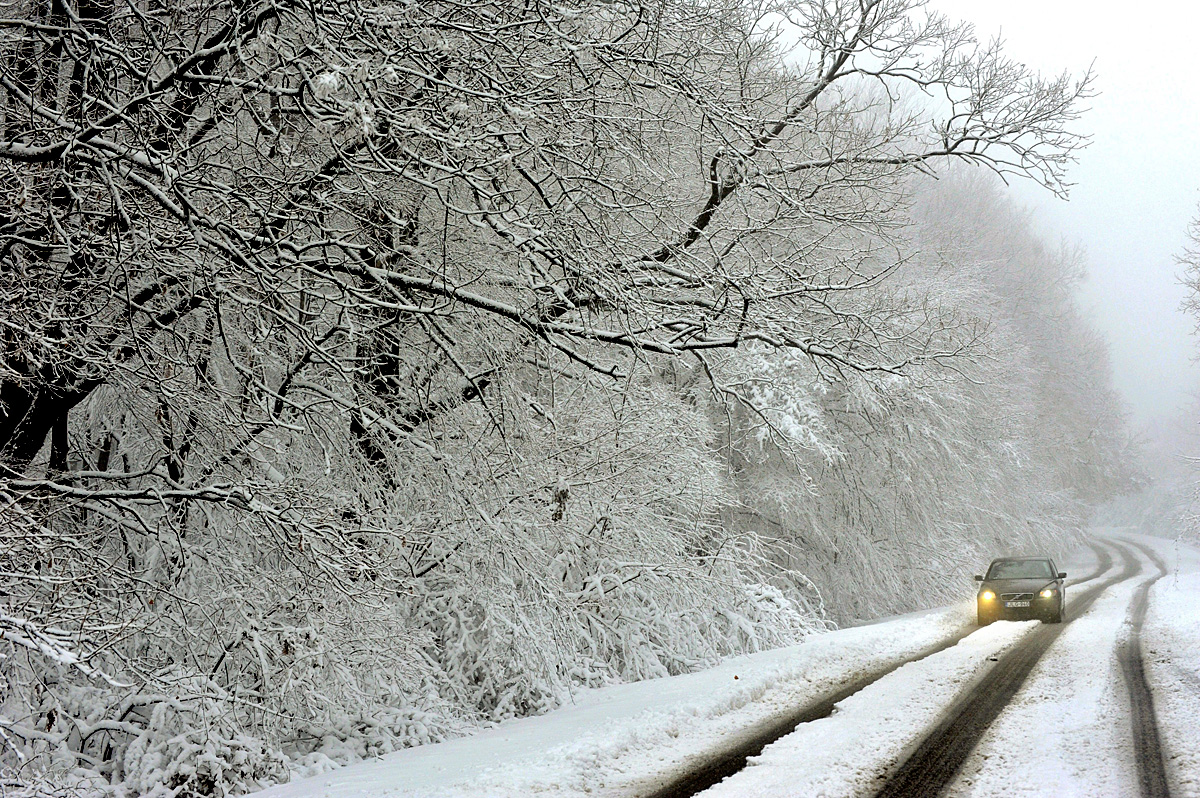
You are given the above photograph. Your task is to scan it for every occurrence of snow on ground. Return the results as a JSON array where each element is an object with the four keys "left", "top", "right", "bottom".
[
  {"left": 944, "top": 558, "right": 1145, "bottom": 796},
  {"left": 246, "top": 542, "right": 1108, "bottom": 798},
  {"left": 947, "top": 531, "right": 1200, "bottom": 798},
  {"left": 254, "top": 603, "right": 974, "bottom": 798},
  {"left": 1142, "top": 534, "right": 1200, "bottom": 798},
  {"left": 698, "top": 619, "right": 1039, "bottom": 798},
  {"left": 702, "top": 536, "right": 1151, "bottom": 798}
]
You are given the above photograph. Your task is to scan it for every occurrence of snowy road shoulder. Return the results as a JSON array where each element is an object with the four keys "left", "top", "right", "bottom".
[
  {"left": 251, "top": 604, "right": 976, "bottom": 798},
  {"left": 1142, "top": 540, "right": 1200, "bottom": 797}
]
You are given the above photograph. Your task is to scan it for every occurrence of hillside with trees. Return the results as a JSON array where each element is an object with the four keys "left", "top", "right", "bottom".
[{"left": 0, "top": 0, "right": 1131, "bottom": 794}]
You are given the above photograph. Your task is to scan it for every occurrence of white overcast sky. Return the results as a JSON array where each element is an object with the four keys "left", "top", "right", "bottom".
[{"left": 927, "top": 0, "right": 1200, "bottom": 428}]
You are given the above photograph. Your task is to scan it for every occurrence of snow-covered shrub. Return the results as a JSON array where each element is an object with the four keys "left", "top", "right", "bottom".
[
  {"left": 395, "top": 378, "right": 827, "bottom": 721},
  {"left": 121, "top": 730, "right": 286, "bottom": 798}
]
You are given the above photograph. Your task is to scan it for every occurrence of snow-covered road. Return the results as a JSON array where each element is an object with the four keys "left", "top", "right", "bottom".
[
  {"left": 942, "top": 537, "right": 1169, "bottom": 798},
  {"left": 250, "top": 532, "right": 1200, "bottom": 798}
]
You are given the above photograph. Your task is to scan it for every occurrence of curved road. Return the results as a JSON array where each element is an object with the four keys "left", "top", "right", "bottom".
[
  {"left": 650, "top": 538, "right": 1174, "bottom": 798},
  {"left": 872, "top": 538, "right": 1148, "bottom": 797}
]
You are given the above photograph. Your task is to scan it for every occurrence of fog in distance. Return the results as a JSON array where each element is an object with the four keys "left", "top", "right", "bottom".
[{"left": 931, "top": 0, "right": 1200, "bottom": 432}]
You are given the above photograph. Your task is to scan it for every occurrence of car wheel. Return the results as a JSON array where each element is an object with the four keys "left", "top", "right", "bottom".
[
  {"left": 977, "top": 609, "right": 993, "bottom": 626},
  {"left": 1049, "top": 598, "right": 1064, "bottom": 624}
]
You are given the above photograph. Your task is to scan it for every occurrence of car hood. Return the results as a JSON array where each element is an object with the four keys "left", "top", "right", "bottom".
[{"left": 980, "top": 577, "right": 1058, "bottom": 594}]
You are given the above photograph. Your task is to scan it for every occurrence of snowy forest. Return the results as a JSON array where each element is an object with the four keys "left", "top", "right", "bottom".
[{"left": 0, "top": 0, "right": 1135, "bottom": 794}]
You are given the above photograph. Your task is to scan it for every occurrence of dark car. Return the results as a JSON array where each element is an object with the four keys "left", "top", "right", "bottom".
[{"left": 975, "top": 557, "right": 1066, "bottom": 625}]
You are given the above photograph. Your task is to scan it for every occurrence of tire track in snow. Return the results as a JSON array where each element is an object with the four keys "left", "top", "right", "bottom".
[
  {"left": 1117, "top": 537, "right": 1171, "bottom": 798},
  {"left": 644, "top": 543, "right": 1117, "bottom": 798},
  {"left": 642, "top": 629, "right": 978, "bottom": 798},
  {"left": 1086, "top": 539, "right": 1115, "bottom": 586},
  {"left": 870, "top": 538, "right": 1140, "bottom": 798}
]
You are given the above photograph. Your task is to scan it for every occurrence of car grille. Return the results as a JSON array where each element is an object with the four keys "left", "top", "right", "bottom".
[{"left": 1000, "top": 592, "right": 1034, "bottom": 601}]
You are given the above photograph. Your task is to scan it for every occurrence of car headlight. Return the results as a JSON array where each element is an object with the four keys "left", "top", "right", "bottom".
[
  {"left": 980, "top": 590, "right": 995, "bottom": 601},
  {"left": 1039, "top": 588, "right": 1057, "bottom": 598}
]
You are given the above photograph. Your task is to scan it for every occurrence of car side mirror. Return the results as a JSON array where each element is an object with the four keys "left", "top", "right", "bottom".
[
  {"left": 1058, "top": 572, "right": 1066, "bottom": 579},
  {"left": 974, "top": 574, "right": 983, "bottom": 582}
]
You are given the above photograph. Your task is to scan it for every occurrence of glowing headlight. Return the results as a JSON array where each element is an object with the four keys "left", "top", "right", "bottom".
[
  {"left": 980, "top": 590, "right": 996, "bottom": 601},
  {"left": 1040, "top": 588, "right": 1056, "bottom": 598}
]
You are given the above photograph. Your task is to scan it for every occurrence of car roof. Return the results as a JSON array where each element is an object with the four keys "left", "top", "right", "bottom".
[{"left": 989, "top": 556, "right": 1051, "bottom": 562}]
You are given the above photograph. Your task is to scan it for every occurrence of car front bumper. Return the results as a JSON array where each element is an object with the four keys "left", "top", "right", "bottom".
[{"left": 979, "top": 595, "right": 1060, "bottom": 620}]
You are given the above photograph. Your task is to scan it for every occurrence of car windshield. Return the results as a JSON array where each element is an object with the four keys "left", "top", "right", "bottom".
[{"left": 986, "top": 559, "right": 1053, "bottom": 580}]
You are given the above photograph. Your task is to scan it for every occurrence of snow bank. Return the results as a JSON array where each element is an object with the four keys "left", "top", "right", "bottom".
[
  {"left": 251, "top": 603, "right": 976, "bottom": 797},
  {"left": 1142, "top": 536, "right": 1200, "bottom": 798}
]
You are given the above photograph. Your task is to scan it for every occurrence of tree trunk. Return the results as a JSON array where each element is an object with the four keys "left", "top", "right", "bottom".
[{"left": 0, "top": 381, "right": 94, "bottom": 475}]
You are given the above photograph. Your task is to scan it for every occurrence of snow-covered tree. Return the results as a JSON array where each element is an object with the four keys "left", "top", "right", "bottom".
[
  {"left": 0, "top": 0, "right": 1117, "bottom": 793},
  {"left": 700, "top": 172, "right": 1134, "bottom": 622},
  {"left": 1176, "top": 204, "right": 1200, "bottom": 540}
]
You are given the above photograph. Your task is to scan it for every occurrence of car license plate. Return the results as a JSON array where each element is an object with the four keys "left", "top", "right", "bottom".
[{"left": 1005, "top": 600, "right": 1030, "bottom": 608}]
